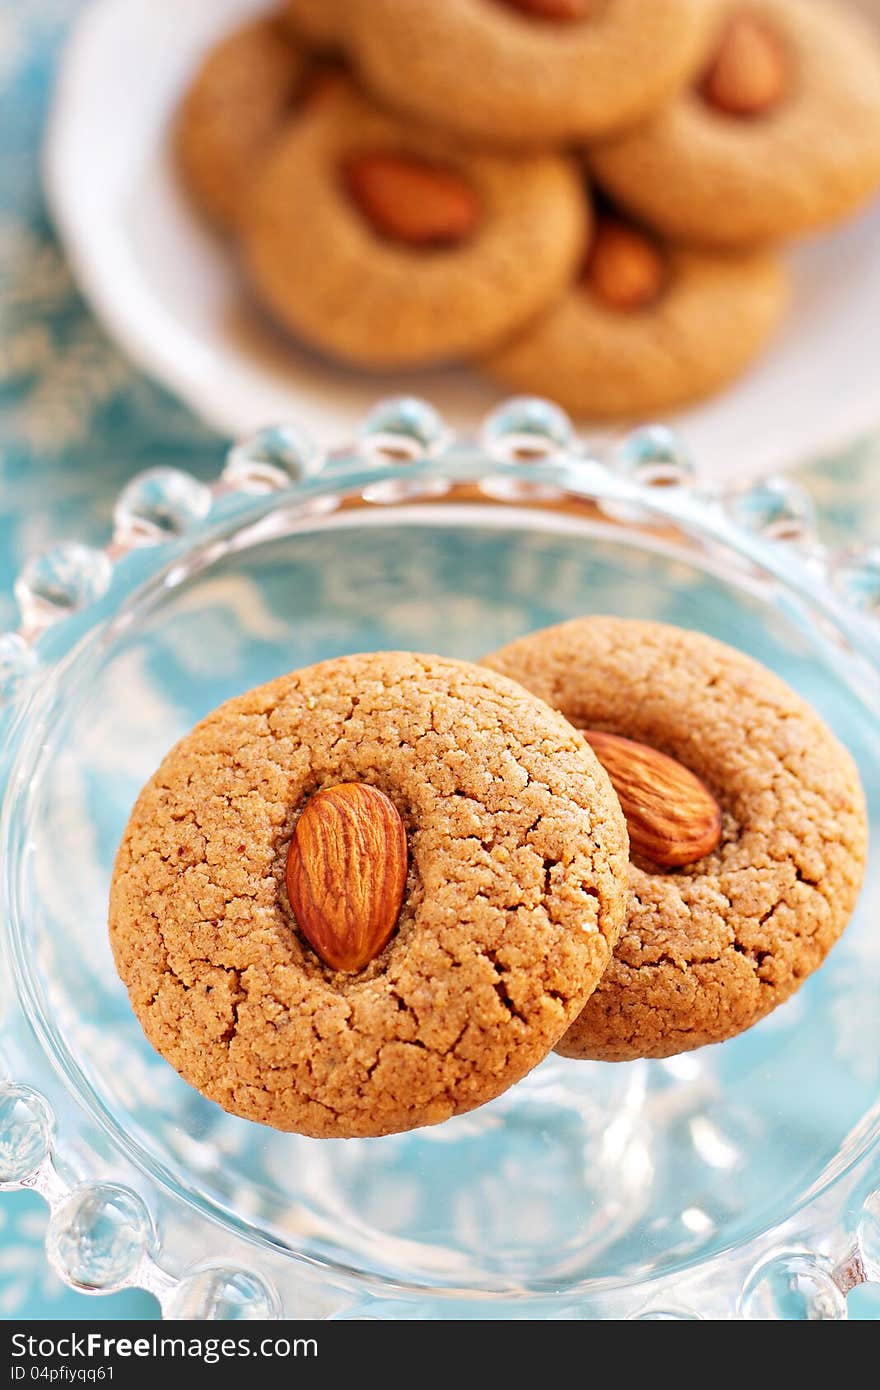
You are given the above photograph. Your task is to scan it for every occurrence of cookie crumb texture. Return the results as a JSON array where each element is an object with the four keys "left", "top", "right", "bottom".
[
  {"left": 109, "top": 653, "right": 628, "bottom": 1136},
  {"left": 485, "top": 618, "right": 868, "bottom": 1060}
]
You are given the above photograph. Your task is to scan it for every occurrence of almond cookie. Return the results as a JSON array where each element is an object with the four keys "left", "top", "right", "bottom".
[
  {"left": 485, "top": 212, "right": 787, "bottom": 418},
  {"left": 176, "top": 13, "right": 309, "bottom": 229},
  {"left": 283, "top": 0, "right": 346, "bottom": 50},
  {"left": 109, "top": 652, "right": 629, "bottom": 1137},
  {"left": 240, "top": 80, "right": 589, "bottom": 368},
  {"left": 346, "top": 0, "right": 716, "bottom": 147},
  {"left": 484, "top": 618, "right": 868, "bottom": 1061},
  {"left": 591, "top": 0, "right": 880, "bottom": 248}
]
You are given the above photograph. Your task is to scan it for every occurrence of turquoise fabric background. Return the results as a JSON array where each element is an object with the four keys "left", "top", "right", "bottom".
[{"left": 0, "top": 0, "right": 877, "bottom": 1321}]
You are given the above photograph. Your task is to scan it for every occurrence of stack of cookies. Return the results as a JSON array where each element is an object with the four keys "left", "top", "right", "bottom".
[
  {"left": 109, "top": 619, "right": 868, "bottom": 1138},
  {"left": 177, "top": 0, "right": 880, "bottom": 419}
]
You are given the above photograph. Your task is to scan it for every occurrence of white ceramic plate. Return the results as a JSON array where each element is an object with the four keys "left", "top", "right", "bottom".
[{"left": 44, "top": 0, "right": 880, "bottom": 478}]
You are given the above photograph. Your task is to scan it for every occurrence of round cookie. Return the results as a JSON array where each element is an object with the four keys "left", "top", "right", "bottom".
[
  {"left": 109, "top": 652, "right": 629, "bottom": 1137},
  {"left": 240, "top": 80, "right": 589, "bottom": 368},
  {"left": 176, "top": 14, "right": 309, "bottom": 229},
  {"left": 484, "top": 618, "right": 868, "bottom": 1061},
  {"left": 591, "top": 0, "right": 880, "bottom": 248},
  {"left": 485, "top": 212, "right": 787, "bottom": 418},
  {"left": 283, "top": 0, "right": 346, "bottom": 50},
  {"left": 346, "top": 0, "right": 716, "bottom": 147}
]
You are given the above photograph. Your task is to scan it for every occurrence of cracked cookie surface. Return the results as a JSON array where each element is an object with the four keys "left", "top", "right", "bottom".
[
  {"left": 109, "top": 652, "right": 629, "bottom": 1136},
  {"left": 484, "top": 618, "right": 868, "bottom": 1060}
]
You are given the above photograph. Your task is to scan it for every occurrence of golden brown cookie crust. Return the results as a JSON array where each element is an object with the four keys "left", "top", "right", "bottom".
[
  {"left": 348, "top": 0, "right": 716, "bottom": 147},
  {"left": 484, "top": 618, "right": 868, "bottom": 1061},
  {"left": 240, "top": 80, "right": 589, "bottom": 368},
  {"left": 484, "top": 242, "right": 787, "bottom": 418},
  {"left": 109, "top": 652, "right": 629, "bottom": 1136},
  {"left": 591, "top": 0, "right": 880, "bottom": 247},
  {"left": 176, "top": 14, "right": 308, "bottom": 230}
]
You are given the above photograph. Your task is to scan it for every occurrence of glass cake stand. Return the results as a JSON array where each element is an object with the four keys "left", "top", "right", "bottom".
[{"left": 1, "top": 397, "right": 879, "bottom": 1321}]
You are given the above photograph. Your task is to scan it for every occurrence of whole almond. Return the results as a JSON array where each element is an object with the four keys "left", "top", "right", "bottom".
[
  {"left": 503, "top": 0, "right": 597, "bottom": 20},
  {"left": 343, "top": 152, "right": 479, "bottom": 248},
  {"left": 585, "top": 217, "right": 667, "bottom": 313},
  {"left": 286, "top": 782, "right": 408, "bottom": 972},
  {"left": 584, "top": 730, "right": 722, "bottom": 868},
  {"left": 701, "top": 13, "right": 789, "bottom": 119}
]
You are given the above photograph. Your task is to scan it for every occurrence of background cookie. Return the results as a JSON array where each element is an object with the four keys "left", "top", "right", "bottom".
[
  {"left": 109, "top": 652, "right": 629, "bottom": 1137},
  {"left": 485, "top": 212, "right": 787, "bottom": 417},
  {"left": 484, "top": 618, "right": 868, "bottom": 1061},
  {"left": 348, "top": 0, "right": 716, "bottom": 147},
  {"left": 240, "top": 80, "right": 589, "bottom": 368},
  {"left": 176, "top": 13, "right": 308, "bottom": 230},
  {"left": 591, "top": 0, "right": 880, "bottom": 247},
  {"left": 283, "top": 0, "right": 347, "bottom": 50}
]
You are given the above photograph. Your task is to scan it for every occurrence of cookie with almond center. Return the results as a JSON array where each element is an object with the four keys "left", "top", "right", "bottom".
[
  {"left": 485, "top": 209, "right": 787, "bottom": 417},
  {"left": 109, "top": 652, "right": 629, "bottom": 1136},
  {"left": 590, "top": 0, "right": 880, "bottom": 247},
  {"left": 485, "top": 618, "right": 868, "bottom": 1060},
  {"left": 240, "top": 80, "right": 589, "bottom": 367}
]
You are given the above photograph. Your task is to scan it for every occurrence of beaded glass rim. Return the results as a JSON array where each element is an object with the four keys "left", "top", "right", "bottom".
[{"left": 1, "top": 395, "right": 879, "bottom": 1321}]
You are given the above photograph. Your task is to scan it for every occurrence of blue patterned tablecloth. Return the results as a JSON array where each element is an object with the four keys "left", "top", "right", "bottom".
[{"left": 1, "top": 0, "right": 878, "bottom": 1321}]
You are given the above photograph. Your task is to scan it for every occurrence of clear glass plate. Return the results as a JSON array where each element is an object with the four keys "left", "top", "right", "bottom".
[{"left": 2, "top": 398, "right": 880, "bottom": 1320}]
